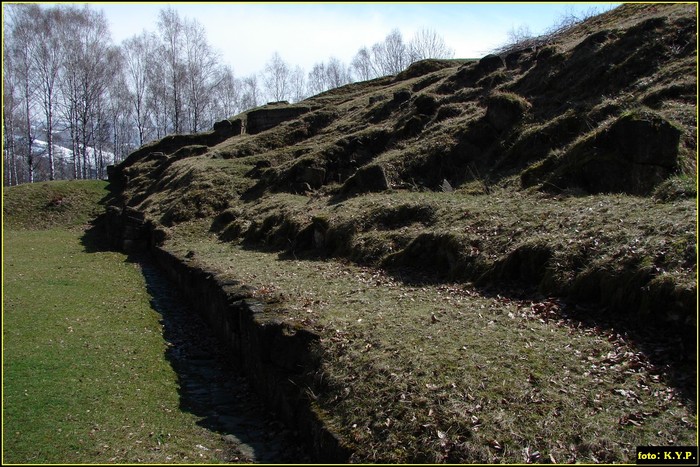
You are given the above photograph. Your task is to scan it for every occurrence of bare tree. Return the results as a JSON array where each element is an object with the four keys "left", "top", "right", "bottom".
[
  {"left": 92, "top": 91, "right": 109, "bottom": 179},
  {"left": 325, "top": 57, "right": 352, "bottom": 89},
  {"left": 105, "top": 69, "right": 133, "bottom": 164},
  {"left": 58, "top": 51, "right": 80, "bottom": 176},
  {"left": 506, "top": 25, "right": 533, "bottom": 46},
  {"left": 183, "top": 16, "right": 221, "bottom": 132},
  {"left": 351, "top": 46, "right": 374, "bottom": 81},
  {"left": 3, "top": 33, "right": 20, "bottom": 185},
  {"left": 307, "top": 62, "right": 327, "bottom": 97},
  {"left": 289, "top": 65, "right": 307, "bottom": 103},
  {"left": 363, "top": 30, "right": 406, "bottom": 78},
  {"left": 213, "top": 65, "right": 241, "bottom": 118},
  {"left": 240, "top": 75, "right": 261, "bottom": 110},
  {"left": 408, "top": 28, "right": 455, "bottom": 62},
  {"left": 370, "top": 42, "right": 389, "bottom": 77},
  {"left": 263, "top": 52, "right": 291, "bottom": 102},
  {"left": 158, "top": 7, "right": 186, "bottom": 133},
  {"left": 57, "top": 6, "right": 84, "bottom": 178},
  {"left": 353, "top": 28, "right": 454, "bottom": 81},
  {"left": 6, "top": 4, "right": 38, "bottom": 183},
  {"left": 90, "top": 45, "right": 122, "bottom": 179},
  {"left": 122, "top": 31, "right": 155, "bottom": 146},
  {"left": 381, "top": 29, "right": 408, "bottom": 75},
  {"left": 29, "top": 5, "right": 64, "bottom": 180},
  {"left": 58, "top": 5, "right": 118, "bottom": 179},
  {"left": 145, "top": 52, "right": 171, "bottom": 139}
]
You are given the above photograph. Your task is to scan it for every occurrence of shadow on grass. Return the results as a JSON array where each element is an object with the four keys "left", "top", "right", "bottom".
[
  {"left": 79, "top": 221, "right": 308, "bottom": 463},
  {"left": 81, "top": 214, "right": 112, "bottom": 253},
  {"left": 137, "top": 262, "right": 309, "bottom": 463}
]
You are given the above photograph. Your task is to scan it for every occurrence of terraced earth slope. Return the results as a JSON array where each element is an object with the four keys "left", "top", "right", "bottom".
[{"left": 105, "top": 3, "right": 696, "bottom": 463}]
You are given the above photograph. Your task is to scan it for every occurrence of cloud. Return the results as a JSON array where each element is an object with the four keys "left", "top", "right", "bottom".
[
  {"left": 196, "top": 4, "right": 397, "bottom": 76},
  {"left": 97, "top": 3, "right": 618, "bottom": 77}
]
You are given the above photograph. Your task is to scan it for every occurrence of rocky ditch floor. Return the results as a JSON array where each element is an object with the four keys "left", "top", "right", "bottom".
[{"left": 139, "top": 260, "right": 311, "bottom": 463}]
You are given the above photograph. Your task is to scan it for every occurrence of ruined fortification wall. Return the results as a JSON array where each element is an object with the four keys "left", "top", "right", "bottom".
[
  {"left": 103, "top": 205, "right": 351, "bottom": 462},
  {"left": 246, "top": 104, "right": 311, "bottom": 135}
]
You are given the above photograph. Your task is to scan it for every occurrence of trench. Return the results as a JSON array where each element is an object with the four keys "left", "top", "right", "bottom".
[{"left": 138, "top": 258, "right": 310, "bottom": 463}]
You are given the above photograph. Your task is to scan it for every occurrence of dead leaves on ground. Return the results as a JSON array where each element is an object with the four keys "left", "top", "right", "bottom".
[{"left": 215, "top": 248, "right": 693, "bottom": 463}]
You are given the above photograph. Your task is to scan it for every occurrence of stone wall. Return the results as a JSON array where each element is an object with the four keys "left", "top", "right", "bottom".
[
  {"left": 246, "top": 105, "right": 311, "bottom": 135},
  {"left": 113, "top": 118, "right": 243, "bottom": 176},
  {"left": 152, "top": 248, "right": 350, "bottom": 461},
  {"left": 102, "top": 202, "right": 351, "bottom": 462}
]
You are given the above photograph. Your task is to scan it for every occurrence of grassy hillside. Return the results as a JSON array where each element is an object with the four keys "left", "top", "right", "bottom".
[
  {"left": 104, "top": 3, "right": 697, "bottom": 463},
  {"left": 112, "top": 3, "right": 696, "bottom": 333},
  {"left": 2, "top": 180, "right": 109, "bottom": 230}
]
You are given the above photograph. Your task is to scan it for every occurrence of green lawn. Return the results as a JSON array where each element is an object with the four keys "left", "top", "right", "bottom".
[{"left": 2, "top": 185, "right": 238, "bottom": 463}]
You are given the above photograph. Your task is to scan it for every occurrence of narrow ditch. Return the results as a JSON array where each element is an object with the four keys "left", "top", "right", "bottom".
[{"left": 138, "top": 259, "right": 311, "bottom": 463}]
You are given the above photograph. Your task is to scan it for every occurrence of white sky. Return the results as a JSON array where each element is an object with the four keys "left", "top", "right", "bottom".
[{"left": 68, "top": 3, "right": 618, "bottom": 77}]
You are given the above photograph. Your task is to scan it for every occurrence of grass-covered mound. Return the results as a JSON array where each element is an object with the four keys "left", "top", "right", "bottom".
[
  {"left": 2, "top": 180, "right": 109, "bottom": 230},
  {"left": 112, "top": 3, "right": 696, "bottom": 334},
  {"left": 104, "top": 3, "right": 697, "bottom": 463}
]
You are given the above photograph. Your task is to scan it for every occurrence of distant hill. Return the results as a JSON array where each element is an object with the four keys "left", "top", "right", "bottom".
[{"left": 32, "top": 139, "right": 116, "bottom": 166}]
